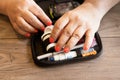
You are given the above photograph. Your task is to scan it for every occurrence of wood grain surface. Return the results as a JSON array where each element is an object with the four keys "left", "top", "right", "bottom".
[{"left": 0, "top": 2, "right": 120, "bottom": 80}]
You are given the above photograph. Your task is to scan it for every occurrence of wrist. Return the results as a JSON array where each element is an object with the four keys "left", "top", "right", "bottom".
[
  {"left": 77, "top": 2, "right": 104, "bottom": 21},
  {"left": 83, "top": 0, "right": 120, "bottom": 19},
  {"left": 87, "top": 2, "right": 105, "bottom": 20}
]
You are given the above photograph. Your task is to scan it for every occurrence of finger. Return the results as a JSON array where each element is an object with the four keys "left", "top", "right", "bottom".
[
  {"left": 83, "top": 30, "right": 95, "bottom": 50},
  {"left": 17, "top": 17, "right": 38, "bottom": 33},
  {"left": 12, "top": 22, "right": 30, "bottom": 37},
  {"left": 64, "top": 26, "right": 86, "bottom": 52},
  {"left": 50, "top": 16, "right": 69, "bottom": 43},
  {"left": 22, "top": 10, "right": 45, "bottom": 31},
  {"left": 55, "top": 21, "right": 78, "bottom": 51},
  {"left": 30, "top": 2, "right": 52, "bottom": 26}
]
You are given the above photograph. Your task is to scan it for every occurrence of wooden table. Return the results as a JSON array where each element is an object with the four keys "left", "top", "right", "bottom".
[{"left": 0, "top": 3, "right": 120, "bottom": 80}]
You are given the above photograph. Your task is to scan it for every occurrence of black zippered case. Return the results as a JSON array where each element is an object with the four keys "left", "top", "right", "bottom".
[{"left": 31, "top": 0, "right": 103, "bottom": 67}]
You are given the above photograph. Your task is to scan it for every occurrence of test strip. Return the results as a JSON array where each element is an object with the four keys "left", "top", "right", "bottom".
[
  {"left": 41, "top": 25, "right": 53, "bottom": 40},
  {"left": 42, "top": 34, "right": 50, "bottom": 42},
  {"left": 46, "top": 43, "right": 56, "bottom": 51}
]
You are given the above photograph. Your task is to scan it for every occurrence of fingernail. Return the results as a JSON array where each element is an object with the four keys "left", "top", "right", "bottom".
[
  {"left": 25, "top": 33, "right": 31, "bottom": 37},
  {"left": 54, "top": 45, "right": 60, "bottom": 52},
  {"left": 83, "top": 46, "right": 88, "bottom": 50},
  {"left": 64, "top": 47, "right": 70, "bottom": 53},
  {"left": 41, "top": 27, "right": 45, "bottom": 31},
  {"left": 49, "top": 37, "right": 54, "bottom": 43},
  {"left": 47, "top": 21, "right": 52, "bottom": 26},
  {"left": 34, "top": 29, "right": 38, "bottom": 33}
]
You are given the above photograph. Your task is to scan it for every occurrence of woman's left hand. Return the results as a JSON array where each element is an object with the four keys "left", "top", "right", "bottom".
[{"left": 50, "top": 3, "right": 102, "bottom": 52}]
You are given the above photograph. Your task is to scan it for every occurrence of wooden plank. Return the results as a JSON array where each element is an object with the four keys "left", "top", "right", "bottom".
[
  {"left": 8, "top": 37, "right": 120, "bottom": 80},
  {"left": 0, "top": 15, "right": 29, "bottom": 39},
  {"left": 0, "top": 39, "right": 32, "bottom": 64},
  {"left": 0, "top": 51, "right": 11, "bottom": 65},
  {"left": 99, "top": 3, "right": 120, "bottom": 37},
  {"left": 0, "top": 38, "right": 119, "bottom": 80},
  {"left": 0, "top": 15, "right": 18, "bottom": 38}
]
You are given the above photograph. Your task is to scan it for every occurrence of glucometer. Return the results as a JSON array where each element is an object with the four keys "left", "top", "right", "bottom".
[{"left": 31, "top": 0, "right": 103, "bottom": 66}]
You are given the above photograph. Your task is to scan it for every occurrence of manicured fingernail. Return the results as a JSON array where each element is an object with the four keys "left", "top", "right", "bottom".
[
  {"left": 64, "top": 47, "right": 70, "bottom": 53},
  {"left": 54, "top": 45, "right": 60, "bottom": 52},
  {"left": 83, "top": 46, "right": 88, "bottom": 50},
  {"left": 49, "top": 37, "right": 54, "bottom": 43},
  {"left": 41, "top": 27, "right": 45, "bottom": 31},
  {"left": 47, "top": 21, "right": 52, "bottom": 26},
  {"left": 34, "top": 29, "right": 38, "bottom": 33},
  {"left": 25, "top": 33, "right": 31, "bottom": 37}
]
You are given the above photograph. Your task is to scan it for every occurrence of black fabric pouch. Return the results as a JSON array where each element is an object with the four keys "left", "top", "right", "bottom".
[{"left": 31, "top": 0, "right": 103, "bottom": 67}]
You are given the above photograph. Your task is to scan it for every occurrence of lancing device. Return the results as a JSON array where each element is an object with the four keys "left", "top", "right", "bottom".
[{"left": 37, "top": 43, "right": 84, "bottom": 60}]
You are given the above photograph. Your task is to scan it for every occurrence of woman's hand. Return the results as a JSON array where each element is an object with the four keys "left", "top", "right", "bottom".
[
  {"left": 5, "top": 0, "right": 52, "bottom": 37},
  {"left": 50, "top": 2, "right": 102, "bottom": 52}
]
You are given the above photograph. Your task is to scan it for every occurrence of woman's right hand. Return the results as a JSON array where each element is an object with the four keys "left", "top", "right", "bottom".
[{"left": 4, "top": 0, "right": 52, "bottom": 37}]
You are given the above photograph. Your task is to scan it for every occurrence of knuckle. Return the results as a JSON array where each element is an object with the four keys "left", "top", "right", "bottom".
[
  {"left": 16, "top": 27, "right": 22, "bottom": 34},
  {"left": 72, "top": 33, "right": 81, "bottom": 40},
  {"left": 54, "top": 24, "right": 62, "bottom": 30},
  {"left": 74, "top": 15, "right": 84, "bottom": 24},
  {"left": 29, "top": 18, "right": 34, "bottom": 23},
  {"left": 15, "top": 17, "right": 20, "bottom": 23},
  {"left": 24, "top": 26, "right": 31, "bottom": 32},
  {"left": 67, "top": 11, "right": 78, "bottom": 18},
  {"left": 86, "top": 32, "right": 94, "bottom": 38},
  {"left": 35, "top": 11, "right": 41, "bottom": 17},
  {"left": 57, "top": 40, "right": 64, "bottom": 47},
  {"left": 63, "top": 29, "right": 72, "bottom": 37},
  {"left": 24, "top": 25, "right": 35, "bottom": 32},
  {"left": 75, "top": 15, "right": 81, "bottom": 21},
  {"left": 82, "top": 25, "right": 87, "bottom": 31},
  {"left": 78, "top": 24, "right": 87, "bottom": 31},
  {"left": 51, "top": 31, "right": 57, "bottom": 39}
]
